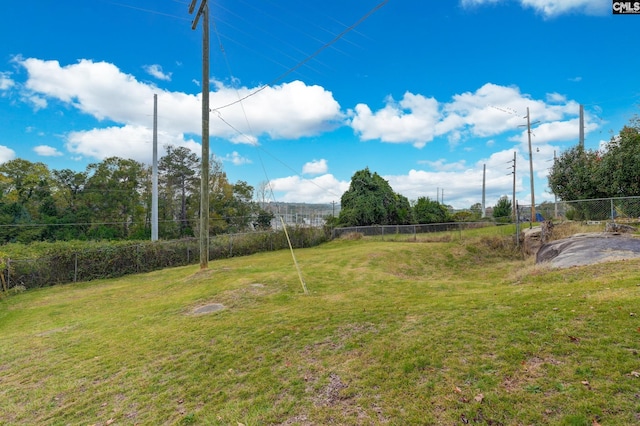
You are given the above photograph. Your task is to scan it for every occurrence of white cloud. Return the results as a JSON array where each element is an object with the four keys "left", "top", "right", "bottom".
[
  {"left": 269, "top": 174, "right": 348, "bottom": 203},
  {"left": 521, "top": 0, "right": 606, "bottom": 17},
  {"left": 0, "top": 146, "right": 16, "bottom": 164},
  {"left": 350, "top": 83, "right": 583, "bottom": 148},
  {"left": 461, "top": 0, "right": 607, "bottom": 17},
  {"left": 143, "top": 64, "right": 172, "bottom": 81},
  {"left": 302, "top": 159, "right": 328, "bottom": 175},
  {"left": 0, "top": 72, "right": 14, "bottom": 91},
  {"left": 24, "top": 94, "right": 47, "bottom": 110},
  {"left": 34, "top": 145, "right": 63, "bottom": 157},
  {"left": 18, "top": 58, "right": 343, "bottom": 162},
  {"left": 66, "top": 125, "right": 201, "bottom": 164},
  {"left": 385, "top": 148, "right": 527, "bottom": 207},
  {"left": 350, "top": 92, "right": 440, "bottom": 148},
  {"left": 213, "top": 80, "right": 343, "bottom": 140},
  {"left": 417, "top": 159, "right": 467, "bottom": 172},
  {"left": 222, "top": 151, "right": 251, "bottom": 166},
  {"left": 546, "top": 92, "right": 567, "bottom": 103}
]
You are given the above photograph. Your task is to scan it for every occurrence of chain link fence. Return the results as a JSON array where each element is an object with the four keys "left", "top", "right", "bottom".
[
  {"left": 331, "top": 221, "right": 497, "bottom": 239},
  {"left": 2, "top": 227, "right": 327, "bottom": 291},
  {"left": 518, "top": 196, "right": 640, "bottom": 223}
]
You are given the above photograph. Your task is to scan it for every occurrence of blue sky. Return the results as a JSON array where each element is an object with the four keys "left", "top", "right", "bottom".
[{"left": 1, "top": 0, "right": 639, "bottom": 209}]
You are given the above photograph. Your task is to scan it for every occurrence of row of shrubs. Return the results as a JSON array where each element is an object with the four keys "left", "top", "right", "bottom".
[{"left": 1, "top": 227, "right": 327, "bottom": 291}]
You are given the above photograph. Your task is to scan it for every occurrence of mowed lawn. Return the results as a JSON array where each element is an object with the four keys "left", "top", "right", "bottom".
[{"left": 1, "top": 235, "right": 639, "bottom": 425}]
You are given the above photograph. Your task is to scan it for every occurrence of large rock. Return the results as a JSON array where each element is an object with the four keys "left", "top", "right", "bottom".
[
  {"left": 536, "top": 232, "right": 640, "bottom": 268},
  {"left": 521, "top": 221, "right": 554, "bottom": 256}
]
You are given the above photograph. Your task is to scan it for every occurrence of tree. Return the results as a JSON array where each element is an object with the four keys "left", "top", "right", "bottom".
[
  {"left": 548, "top": 145, "right": 604, "bottom": 202},
  {"left": 596, "top": 120, "right": 640, "bottom": 197},
  {"left": 0, "top": 159, "right": 54, "bottom": 242},
  {"left": 339, "top": 168, "right": 412, "bottom": 226},
  {"left": 469, "top": 203, "right": 483, "bottom": 220},
  {"left": 492, "top": 195, "right": 512, "bottom": 222},
  {"left": 158, "top": 145, "right": 200, "bottom": 238},
  {"left": 413, "top": 197, "right": 449, "bottom": 224},
  {"left": 84, "top": 157, "right": 148, "bottom": 239}
]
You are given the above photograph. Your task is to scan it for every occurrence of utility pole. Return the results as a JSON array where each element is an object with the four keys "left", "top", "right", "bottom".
[
  {"left": 525, "top": 107, "right": 536, "bottom": 223},
  {"left": 510, "top": 152, "right": 516, "bottom": 221},
  {"left": 151, "top": 94, "right": 158, "bottom": 241},
  {"left": 481, "top": 164, "right": 486, "bottom": 218},
  {"left": 579, "top": 104, "right": 584, "bottom": 149},
  {"left": 553, "top": 150, "right": 558, "bottom": 219},
  {"left": 189, "top": 0, "right": 210, "bottom": 269}
]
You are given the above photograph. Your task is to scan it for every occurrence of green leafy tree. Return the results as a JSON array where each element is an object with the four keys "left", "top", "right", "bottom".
[
  {"left": 492, "top": 195, "right": 512, "bottom": 222},
  {"left": 159, "top": 145, "right": 200, "bottom": 238},
  {"left": 548, "top": 145, "right": 604, "bottom": 202},
  {"left": 0, "top": 159, "right": 54, "bottom": 242},
  {"left": 596, "top": 120, "right": 640, "bottom": 197},
  {"left": 469, "top": 203, "right": 483, "bottom": 220},
  {"left": 413, "top": 197, "right": 449, "bottom": 224},
  {"left": 84, "top": 157, "right": 148, "bottom": 239},
  {"left": 339, "top": 168, "right": 412, "bottom": 226},
  {"left": 253, "top": 208, "right": 274, "bottom": 230}
]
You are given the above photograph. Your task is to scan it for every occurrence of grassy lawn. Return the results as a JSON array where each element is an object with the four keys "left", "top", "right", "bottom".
[{"left": 1, "top": 233, "right": 639, "bottom": 425}]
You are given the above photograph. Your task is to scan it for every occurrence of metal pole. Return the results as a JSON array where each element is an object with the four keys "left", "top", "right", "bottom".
[
  {"left": 481, "top": 164, "right": 486, "bottom": 218},
  {"left": 553, "top": 150, "right": 558, "bottom": 219},
  {"left": 151, "top": 94, "right": 158, "bottom": 241},
  {"left": 512, "top": 151, "right": 517, "bottom": 221}
]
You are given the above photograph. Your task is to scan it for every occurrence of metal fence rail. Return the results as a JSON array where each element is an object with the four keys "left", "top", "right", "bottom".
[
  {"left": 519, "top": 196, "right": 640, "bottom": 222},
  {"left": 3, "top": 228, "right": 327, "bottom": 290},
  {"left": 332, "top": 221, "right": 495, "bottom": 239}
]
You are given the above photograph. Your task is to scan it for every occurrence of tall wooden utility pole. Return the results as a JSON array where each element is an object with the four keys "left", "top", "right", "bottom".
[
  {"left": 525, "top": 107, "right": 535, "bottom": 223},
  {"left": 189, "top": 0, "right": 210, "bottom": 269}
]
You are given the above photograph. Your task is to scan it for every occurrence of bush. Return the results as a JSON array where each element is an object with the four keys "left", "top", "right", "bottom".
[{"left": 2, "top": 228, "right": 327, "bottom": 290}]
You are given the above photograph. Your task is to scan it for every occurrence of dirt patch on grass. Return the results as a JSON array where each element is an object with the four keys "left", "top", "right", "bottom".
[
  {"left": 190, "top": 303, "right": 225, "bottom": 315},
  {"left": 314, "top": 372, "right": 348, "bottom": 406}
]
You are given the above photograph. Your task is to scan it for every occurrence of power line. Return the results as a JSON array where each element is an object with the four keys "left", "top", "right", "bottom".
[
  {"left": 104, "top": 0, "right": 190, "bottom": 21},
  {"left": 211, "top": 0, "right": 388, "bottom": 111}
]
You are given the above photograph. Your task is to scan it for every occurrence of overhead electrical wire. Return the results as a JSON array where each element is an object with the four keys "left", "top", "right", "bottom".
[{"left": 212, "top": 0, "right": 388, "bottom": 111}]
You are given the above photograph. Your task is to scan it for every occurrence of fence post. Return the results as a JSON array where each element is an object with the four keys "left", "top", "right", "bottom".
[
  {"left": 611, "top": 199, "right": 615, "bottom": 222},
  {"left": 6, "top": 258, "right": 10, "bottom": 289},
  {"left": 74, "top": 252, "right": 78, "bottom": 283}
]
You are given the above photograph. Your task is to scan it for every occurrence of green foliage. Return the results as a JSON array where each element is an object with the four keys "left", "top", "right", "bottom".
[
  {"left": 339, "top": 168, "right": 413, "bottom": 226},
  {"left": 1, "top": 228, "right": 327, "bottom": 290},
  {"left": 492, "top": 195, "right": 512, "bottom": 222},
  {"left": 0, "top": 149, "right": 264, "bottom": 243},
  {"left": 413, "top": 196, "right": 449, "bottom": 224},
  {"left": 548, "top": 116, "right": 640, "bottom": 202},
  {"left": 596, "top": 121, "right": 640, "bottom": 197}
]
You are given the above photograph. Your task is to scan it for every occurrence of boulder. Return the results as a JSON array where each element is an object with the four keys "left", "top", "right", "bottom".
[{"left": 537, "top": 232, "right": 640, "bottom": 268}]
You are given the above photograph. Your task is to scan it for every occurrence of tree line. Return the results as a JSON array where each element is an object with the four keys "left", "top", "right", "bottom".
[
  {"left": 332, "top": 168, "right": 512, "bottom": 227},
  {"left": 548, "top": 116, "right": 640, "bottom": 218},
  {"left": 0, "top": 146, "right": 274, "bottom": 244}
]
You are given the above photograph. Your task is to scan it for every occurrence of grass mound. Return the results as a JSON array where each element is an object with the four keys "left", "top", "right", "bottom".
[{"left": 1, "top": 236, "right": 639, "bottom": 425}]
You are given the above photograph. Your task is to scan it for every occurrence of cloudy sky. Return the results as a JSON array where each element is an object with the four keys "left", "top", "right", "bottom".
[{"left": 1, "top": 0, "right": 638, "bottom": 208}]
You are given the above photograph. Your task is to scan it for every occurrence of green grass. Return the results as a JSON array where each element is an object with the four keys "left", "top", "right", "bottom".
[{"left": 1, "top": 234, "right": 639, "bottom": 425}]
